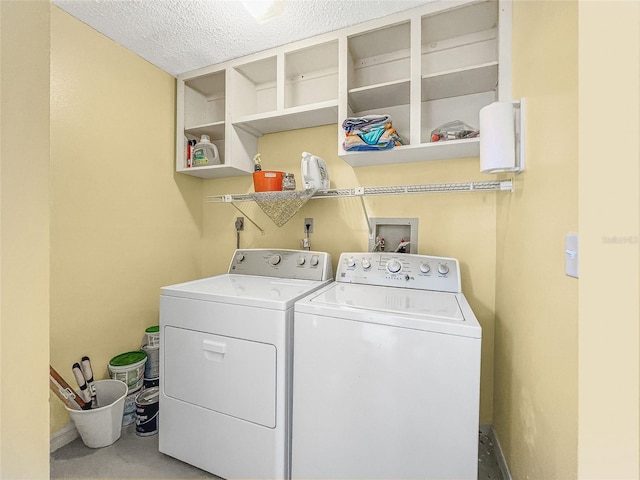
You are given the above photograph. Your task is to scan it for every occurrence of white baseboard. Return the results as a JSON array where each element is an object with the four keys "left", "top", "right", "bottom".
[
  {"left": 490, "top": 425, "right": 513, "bottom": 480},
  {"left": 50, "top": 422, "right": 79, "bottom": 453}
]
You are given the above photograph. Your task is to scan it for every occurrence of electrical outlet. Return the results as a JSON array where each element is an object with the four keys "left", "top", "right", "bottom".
[
  {"left": 235, "top": 217, "right": 244, "bottom": 231},
  {"left": 304, "top": 218, "right": 313, "bottom": 234}
]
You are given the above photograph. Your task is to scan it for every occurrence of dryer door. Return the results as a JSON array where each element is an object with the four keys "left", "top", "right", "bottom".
[{"left": 164, "top": 326, "right": 277, "bottom": 427}]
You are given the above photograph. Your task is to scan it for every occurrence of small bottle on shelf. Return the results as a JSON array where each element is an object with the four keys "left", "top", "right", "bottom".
[{"left": 282, "top": 173, "right": 296, "bottom": 191}]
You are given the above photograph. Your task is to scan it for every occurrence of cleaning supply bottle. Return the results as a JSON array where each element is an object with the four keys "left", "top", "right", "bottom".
[
  {"left": 192, "top": 135, "right": 220, "bottom": 167},
  {"left": 253, "top": 153, "right": 262, "bottom": 171}
]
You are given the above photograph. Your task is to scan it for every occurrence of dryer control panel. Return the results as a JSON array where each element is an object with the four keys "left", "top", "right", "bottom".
[
  {"left": 228, "top": 249, "right": 333, "bottom": 281},
  {"left": 336, "top": 252, "right": 461, "bottom": 293}
]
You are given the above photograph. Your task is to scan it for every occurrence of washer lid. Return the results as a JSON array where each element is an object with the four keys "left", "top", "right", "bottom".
[
  {"left": 161, "top": 274, "right": 329, "bottom": 310},
  {"left": 298, "top": 283, "right": 480, "bottom": 338}
]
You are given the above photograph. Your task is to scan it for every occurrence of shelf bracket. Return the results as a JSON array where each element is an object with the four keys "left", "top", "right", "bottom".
[
  {"left": 511, "top": 98, "right": 526, "bottom": 174},
  {"left": 230, "top": 203, "right": 265, "bottom": 235},
  {"left": 352, "top": 187, "right": 373, "bottom": 238},
  {"left": 359, "top": 197, "right": 373, "bottom": 239},
  {"left": 500, "top": 180, "right": 514, "bottom": 192}
]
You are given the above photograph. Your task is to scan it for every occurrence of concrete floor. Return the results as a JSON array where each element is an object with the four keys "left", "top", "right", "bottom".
[{"left": 51, "top": 424, "right": 504, "bottom": 479}]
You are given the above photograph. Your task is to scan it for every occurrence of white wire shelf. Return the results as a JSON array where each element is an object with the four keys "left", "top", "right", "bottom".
[{"left": 205, "top": 179, "right": 513, "bottom": 204}]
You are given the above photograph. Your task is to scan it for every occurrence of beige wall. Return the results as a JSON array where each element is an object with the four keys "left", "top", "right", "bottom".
[
  {"left": 203, "top": 124, "right": 498, "bottom": 424},
  {"left": 579, "top": 2, "right": 639, "bottom": 478},
  {"left": 0, "top": 1, "right": 51, "bottom": 478},
  {"left": 49, "top": 6, "right": 203, "bottom": 433},
  {"left": 493, "top": 1, "right": 579, "bottom": 478}
]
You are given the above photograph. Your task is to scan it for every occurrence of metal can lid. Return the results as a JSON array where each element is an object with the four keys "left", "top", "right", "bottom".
[
  {"left": 109, "top": 350, "right": 147, "bottom": 367},
  {"left": 136, "top": 386, "right": 160, "bottom": 405}
]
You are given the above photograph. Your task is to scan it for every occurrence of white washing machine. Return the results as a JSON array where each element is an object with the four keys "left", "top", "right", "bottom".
[
  {"left": 159, "top": 249, "right": 332, "bottom": 479},
  {"left": 292, "top": 252, "right": 481, "bottom": 480}
]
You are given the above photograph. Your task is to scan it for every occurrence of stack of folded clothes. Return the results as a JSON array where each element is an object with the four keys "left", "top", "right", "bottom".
[{"left": 342, "top": 114, "right": 402, "bottom": 151}]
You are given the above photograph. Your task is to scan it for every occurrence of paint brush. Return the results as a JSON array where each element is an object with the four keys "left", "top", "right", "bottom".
[
  {"left": 72, "top": 362, "right": 92, "bottom": 404},
  {"left": 80, "top": 356, "right": 97, "bottom": 408}
]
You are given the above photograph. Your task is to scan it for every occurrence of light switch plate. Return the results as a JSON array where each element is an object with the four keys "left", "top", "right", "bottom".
[{"left": 565, "top": 233, "right": 579, "bottom": 278}]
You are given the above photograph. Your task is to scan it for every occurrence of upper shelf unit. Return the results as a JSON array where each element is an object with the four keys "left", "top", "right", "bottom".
[
  {"left": 177, "top": 40, "right": 340, "bottom": 178},
  {"left": 339, "top": 0, "right": 501, "bottom": 166},
  {"left": 178, "top": 69, "right": 233, "bottom": 178},
  {"left": 175, "top": 0, "right": 509, "bottom": 177}
]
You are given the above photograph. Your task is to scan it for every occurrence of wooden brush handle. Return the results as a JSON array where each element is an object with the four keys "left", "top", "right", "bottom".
[{"left": 49, "top": 365, "right": 89, "bottom": 410}]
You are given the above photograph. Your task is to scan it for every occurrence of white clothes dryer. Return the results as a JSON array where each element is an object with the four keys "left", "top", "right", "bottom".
[
  {"left": 292, "top": 252, "right": 481, "bottom": 480},
  {"left": 159, "top": 249, "right": 332, "bottom": 479}
]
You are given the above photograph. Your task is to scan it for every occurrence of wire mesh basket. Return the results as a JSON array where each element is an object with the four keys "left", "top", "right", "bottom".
[{"left": 254, "top": 189, "right": 317, "bottom": 227}]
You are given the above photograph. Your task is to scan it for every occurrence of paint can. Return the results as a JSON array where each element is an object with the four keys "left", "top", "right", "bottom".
[
  {"left": 135, "top": 387, "right": 159, "bottom": 436},
  {"left": 143, "top": 376, "right": 159, "bottom": 389},
  {"left": 145, "top": 325, "right": 160, "bottom": 348},
  {"left": 108, "top": 351, "right": 147, "bottom": 392},
  {"left": 142, "top": 344, "right": 159, "bottom": 379},
  {"left": 122, "top": 385, "right": 142, "bottom": 426}
]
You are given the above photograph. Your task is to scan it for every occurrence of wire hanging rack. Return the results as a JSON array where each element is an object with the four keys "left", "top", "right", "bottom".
[
  {"left": 205, "top": 179, "right": 513, "bottom": 204},
  {"left": 205, "top": 179, "right": 513, "bottom": 230}
]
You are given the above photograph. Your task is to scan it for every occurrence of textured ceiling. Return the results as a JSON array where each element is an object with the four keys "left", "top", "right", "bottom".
[{"left": 53, "top": 0, "right": 435, "bottom": 77}]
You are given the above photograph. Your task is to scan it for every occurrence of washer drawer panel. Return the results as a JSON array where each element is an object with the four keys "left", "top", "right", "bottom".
[{"left": 164, "top": 326, "right": 277, "bottom": 427}]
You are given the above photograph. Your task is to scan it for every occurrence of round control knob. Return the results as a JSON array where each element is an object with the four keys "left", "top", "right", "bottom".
[
  {"left": 347, "top": 257, "right": 356, "bottom": 268},
  {"left": 438, "top": 263, "right": 449, "bottom": 275},
  {"left": 236, "top": 253, "right": 245, "bottom": 263},
  {"left": 269, "top": 254, "right": 282, "bottom": 266},
  {"left": 419, "top": 262, "right": 430, "bottom": 274},
  {"left": 361, "top": 259, "right": 371, "bottom": 270},
  {"left": 386, "top": 259, "right": 402, "bottom": 274},
  {"left": 297, "top": 256, "right": 306, "bottom": 266},
  {"left": 310, "top": 255, "right": 319, "bottom": 266}
]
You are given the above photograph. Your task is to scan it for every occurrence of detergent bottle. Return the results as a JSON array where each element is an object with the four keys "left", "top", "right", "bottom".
[{"left": 192, "top": 135, "right": 220, "bottom": 167}]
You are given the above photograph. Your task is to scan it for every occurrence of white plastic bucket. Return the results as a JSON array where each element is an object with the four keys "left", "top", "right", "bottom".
[
  {"left": 108, "top": 351, "right": 147, "bottom": 392},
  {"left": 65, "top": 379, "right": 127, "bottom": 448}
]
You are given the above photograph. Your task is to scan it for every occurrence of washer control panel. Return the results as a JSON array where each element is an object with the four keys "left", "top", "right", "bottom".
[
  {"left": 336, "top": 252, "right": 461, "bottom": 293},
  {"left": 228, "top": 249, "right": 332, "bottom": 281}
]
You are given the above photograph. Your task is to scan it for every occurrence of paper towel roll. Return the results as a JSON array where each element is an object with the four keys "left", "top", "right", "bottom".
[{"left": 479, "top": 102, "right": 517, "bottom": 173}]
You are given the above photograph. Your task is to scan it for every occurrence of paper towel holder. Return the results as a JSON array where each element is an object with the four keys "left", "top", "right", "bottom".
[{"left": 479, "top": 98, "right": 526, "bottom": 174}]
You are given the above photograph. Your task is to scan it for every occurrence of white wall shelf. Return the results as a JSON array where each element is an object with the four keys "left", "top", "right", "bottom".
[
  {"left": 185, "top": 121, "right": 225, "bottom": 140},
  {"left": 348, "top": 79, "right": 411, "bottom": 112},
  {"left": 232, "top": 101, "right": 338, "bottom": 136},
  {"left": 421, "top": 62, "right": 498, "bottom": 102},
  {"left": 340, "top": 138, "right": 480, "bottom": 167}
]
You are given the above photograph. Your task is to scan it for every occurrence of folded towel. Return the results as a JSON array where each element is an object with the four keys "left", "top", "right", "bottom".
[
  {"left": 343, "top": 140, "right": 397, "bottom": 152},
  {"left": 342, "top": 114, "right": 391, "bottom": 134},
  {"left": 355, "top": 124, "right": 387, "bottom": 145},
  {"left": 343, "top": 126, "right": 401, "bottom": 151}
]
